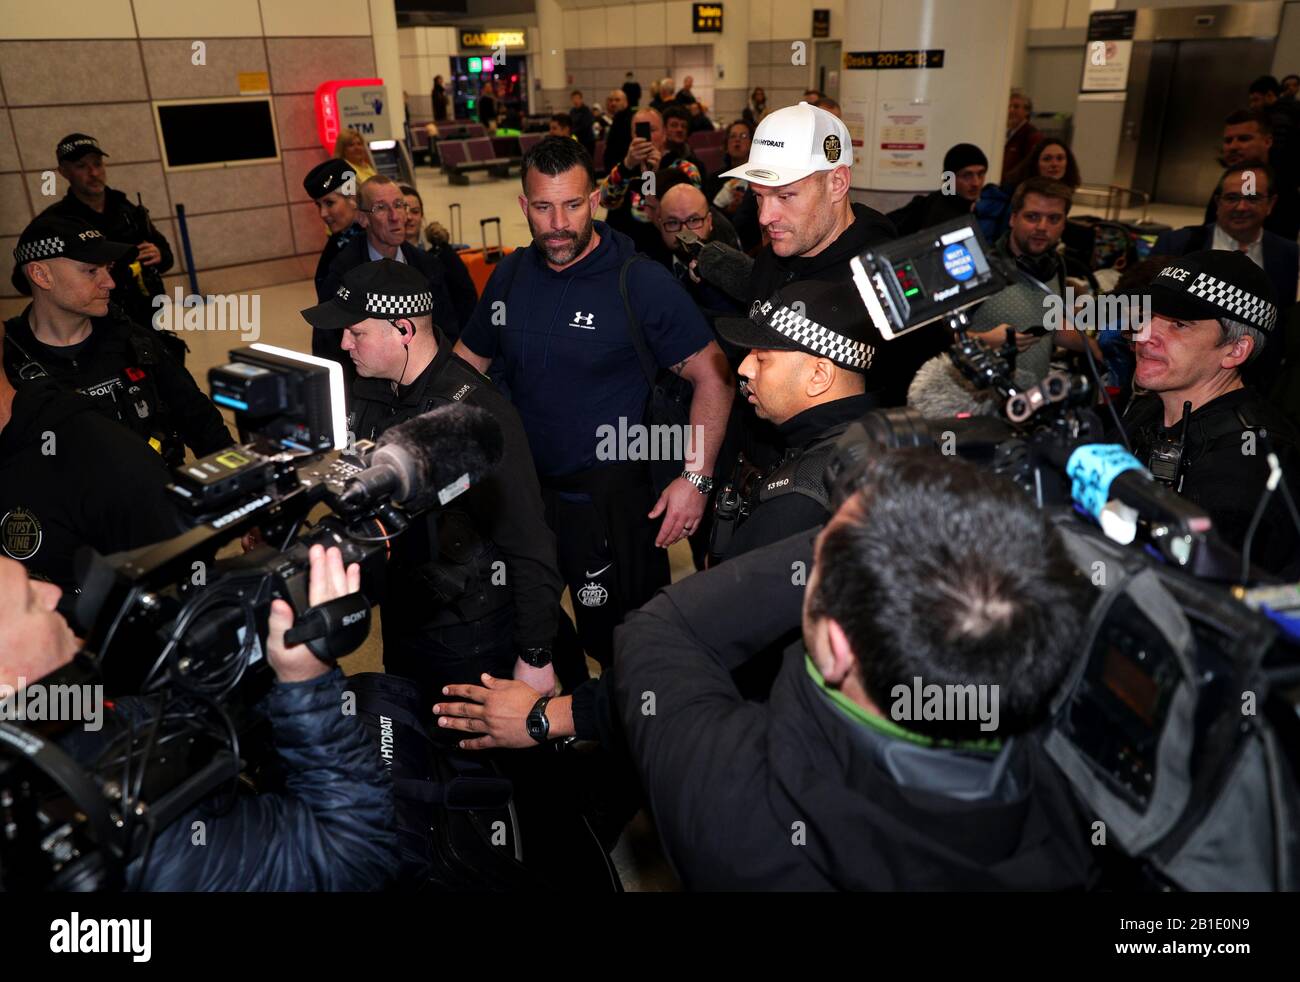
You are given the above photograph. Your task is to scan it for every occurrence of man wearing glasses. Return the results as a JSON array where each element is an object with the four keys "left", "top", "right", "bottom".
[
  {"left": 315, "top": 175, "right": 460, "bottom": 373},
  {"left": 1155, "top": 162, "right": 1298, "bottom": 390},
  {"left": 647, "top": 174, "right": 746, "bottom": 350}
]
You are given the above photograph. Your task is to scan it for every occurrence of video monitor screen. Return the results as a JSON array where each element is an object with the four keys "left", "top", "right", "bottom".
[{"left": 155, "top": 99, "right": 279, "bottom": 170}]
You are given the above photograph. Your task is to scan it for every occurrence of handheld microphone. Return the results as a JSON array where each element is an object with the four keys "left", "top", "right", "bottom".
[
  {"left": 339, "top": 403, "right": 505, "bottom": 513},
  {"left": 695, "top": 240, "right": 755, "bottom": 305},
  {"left": 1062, "top": 443, "right": 1212, "bottom": 565}
]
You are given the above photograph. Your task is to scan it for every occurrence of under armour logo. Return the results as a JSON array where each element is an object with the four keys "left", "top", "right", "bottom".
[{"left": 569, "top": 311, "right": 596, "bottom": 329}]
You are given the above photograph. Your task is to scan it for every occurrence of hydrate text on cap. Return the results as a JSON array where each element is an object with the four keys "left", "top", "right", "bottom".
[{"left": 718, "top": 101, "right": 853, "bottom": 188}]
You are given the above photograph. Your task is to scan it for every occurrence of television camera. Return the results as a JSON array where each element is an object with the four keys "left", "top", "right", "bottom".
[
  {"left": 839, "top": 216, "right": 1300, "bottom": 891},
  {"left": 0, "top": 345, "right": 502, "bottom": 890}
]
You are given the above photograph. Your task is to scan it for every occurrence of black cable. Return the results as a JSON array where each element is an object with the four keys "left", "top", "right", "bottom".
[
  {"left": 126, "top": 694, "right": 166, "bottom": 892},
  {"left": 1077, "top": 331, "right": 1129, "bottom": 452},
  {"left": 1240, "top": 477, "right": 1274, "bottom": 583}
]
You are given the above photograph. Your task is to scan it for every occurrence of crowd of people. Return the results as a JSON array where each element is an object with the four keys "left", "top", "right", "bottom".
[{"left": 2, "top": 65, "right": 1299, "bottom": 892}]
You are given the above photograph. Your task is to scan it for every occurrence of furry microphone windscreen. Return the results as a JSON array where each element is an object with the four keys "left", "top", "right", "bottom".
[
  {"left": 908, "top": 355, "right": 1000, "bottom": 419},
  {"left": 375, "top": 402, "right": 505, "bottom": 509}
]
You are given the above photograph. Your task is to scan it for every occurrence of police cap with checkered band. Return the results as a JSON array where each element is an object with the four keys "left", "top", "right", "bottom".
[
  {"left": 301, "top": 259, "right": 435, "bottom": 332},
  {"left": 716, "top": 278, "right": 881, "bottom": 373},
  {"left": 1149, "top": 249, "right": 1279, "bottom": 335},
  {"left": 12, "top": 213, "right": 138, "bottom": 269}
]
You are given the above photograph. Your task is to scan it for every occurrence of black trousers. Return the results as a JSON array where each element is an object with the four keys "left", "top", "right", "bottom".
[
  {"left": 382, "top": 602, "right": 515, "bottom": 709},
  {"left": 541, "top": 484, "right": 670, "bottom": 668}
]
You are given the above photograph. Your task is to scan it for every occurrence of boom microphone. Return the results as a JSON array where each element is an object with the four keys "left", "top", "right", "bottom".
[{"left": 339, "top": 403, "right": 505, "bottom": 513}]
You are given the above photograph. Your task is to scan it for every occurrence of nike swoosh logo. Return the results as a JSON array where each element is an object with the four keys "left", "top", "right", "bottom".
[{"left": 584, "top": 563, "right": 612, "bottom": 578}]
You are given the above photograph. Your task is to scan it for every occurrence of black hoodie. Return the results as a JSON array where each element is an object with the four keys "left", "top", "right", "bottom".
[
  {"left": 0, "top": 379, "right": 182, "bottom": 590},
  {"left": 749, "top": 202, "right": 950, "bottom": 407},
  {"left": 614, "top": 531, "right": 1097, "bottom": 891}
]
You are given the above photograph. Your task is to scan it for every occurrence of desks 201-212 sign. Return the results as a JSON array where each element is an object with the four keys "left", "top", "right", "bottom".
[{"left": 845, "top": 50, "right": 945, "bottom": 70}]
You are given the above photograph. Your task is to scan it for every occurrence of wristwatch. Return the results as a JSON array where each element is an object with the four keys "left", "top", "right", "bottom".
[
  {"left": 526, "top": 696, "right": 553, "bottom": 744},
  {"left": 682, "top": 470, "right": 715, "bottom": 495},
  {"left": 519, "top": 645, "right": 553, "bottom": 669}
]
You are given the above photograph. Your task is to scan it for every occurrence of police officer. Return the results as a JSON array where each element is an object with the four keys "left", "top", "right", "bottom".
[
  {"left": 301, "top": 261, "right": 565, "bottom": 702},
  {"left": 18, "top": 133, "right": 182, "bottom": 361},
  {"left": 0, "top": 359, "right": 182, "bottom": 593},
  {"left": 1123, "top": 249, "right": 1300, "bottom": 576},
  {"left": 303, "top": 158, "right": 365, "bottom": 301},
  {"left": 3, "top": 214, "right": 234, "bottom": 467},
  {"left": 709, "top": 278, "right": 883, "bottom": 564}
]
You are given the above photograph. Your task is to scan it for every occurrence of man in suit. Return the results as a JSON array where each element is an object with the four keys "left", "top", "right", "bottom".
[
  {"left": 1202, "top": 110, "right": 1299, "bottom": 240},
  {"left": 1157, "top": 162, "right": 1299, "bottom": 391},
  {"left": 316, "top": 175, "right": 461, "bottom": 375}
]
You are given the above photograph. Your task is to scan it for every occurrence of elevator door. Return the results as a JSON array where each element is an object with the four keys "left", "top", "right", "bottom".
[{"left": 1149, "top": 37, "right": 1276, "bottom": 205}]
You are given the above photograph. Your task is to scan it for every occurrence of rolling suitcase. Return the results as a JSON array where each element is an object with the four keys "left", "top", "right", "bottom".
[{"left": 456, "top": 215, "right": 515, "bottom": 294}]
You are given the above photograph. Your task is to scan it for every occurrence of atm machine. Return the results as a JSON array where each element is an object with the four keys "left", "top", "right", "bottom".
[{"left": 314, "top": 78, "right": 416, "bottom": 186}]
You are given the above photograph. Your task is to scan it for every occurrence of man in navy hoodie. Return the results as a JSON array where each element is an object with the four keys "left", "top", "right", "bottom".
[{"left": 455, "top": 137, "right": 733, "bottom": 667}]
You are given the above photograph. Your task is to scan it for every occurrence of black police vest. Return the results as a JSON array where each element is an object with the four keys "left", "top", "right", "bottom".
[
  {"left": 3, "top": 320, "right": 181, "bottom": 465},
  {"left": 1128, "top": 397, "right": 1265, "bottom": 491},
  {"left": 710, "top": 423, "right": 849, "bottom": 561},
  {"left": 360, "top": 363, "right": 508, "bottom": 624}
]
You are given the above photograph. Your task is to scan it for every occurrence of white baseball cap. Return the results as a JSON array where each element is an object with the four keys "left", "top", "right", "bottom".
[{"left": 720, "top": 101, "right": 852, "bottom": 187}]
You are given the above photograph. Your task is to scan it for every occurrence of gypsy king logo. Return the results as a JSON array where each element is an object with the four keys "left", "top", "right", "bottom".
[
  {"left": 2, "top": 507, "right": 42, "bottom": 561},
  {"left": 822, "top": 134, "right": 842, "bottom": 163},
  {"left": 577, "top": 582, "right": 608, "bottom": 607}
]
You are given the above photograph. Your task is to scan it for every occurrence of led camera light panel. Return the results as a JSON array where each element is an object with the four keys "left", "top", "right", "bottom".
[{"left": 851, "top": 217, "right": 1004, "bottom": 340}]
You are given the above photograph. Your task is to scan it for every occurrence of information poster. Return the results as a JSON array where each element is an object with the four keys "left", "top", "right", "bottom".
[
  {"left": 1080, "top": 10, "right": 1136, "bottom": 93},
  {"left": 843, "top": 111, "right": 866, "bottom": 151},
  {"left": 877, "top": 100, "right": 930, "bottom": 176}
]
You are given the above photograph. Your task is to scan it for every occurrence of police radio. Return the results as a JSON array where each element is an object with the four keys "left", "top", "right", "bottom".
[{"left": 1145, "top": 400, "right": 1193, "bottom": 490}]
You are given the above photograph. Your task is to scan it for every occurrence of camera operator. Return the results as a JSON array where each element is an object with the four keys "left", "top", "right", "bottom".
[
  {"left": 3, "top": 214, "right": 234, "bottom": 468},
  {"left": 1122, "top": 249, "right": 1300, "bottom": 576},
  {"left": 710, "top": 278, "right": 882, "bottom": 563},
  {"left": 302, "top": 260, "right": 564, "bottom": 701},
  {"left": 0, "top": 545, "right": 399, "bottom": 891},
  {"left": 612, "top": 451, "right": 1097, "bottom": 890}
]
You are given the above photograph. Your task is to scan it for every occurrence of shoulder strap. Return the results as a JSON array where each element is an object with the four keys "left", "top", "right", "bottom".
[
  {"left": 418, "top": 362, "right": 480, "bottom": 415},
  {"left": 493, "top": 250, "right": 525, "bottom": 351},
  {"left": 756, "top": 423, "right": 853, "bottom": 510},
  {"left": 618, "top": 252, "right": 659, "bottom": 389}
]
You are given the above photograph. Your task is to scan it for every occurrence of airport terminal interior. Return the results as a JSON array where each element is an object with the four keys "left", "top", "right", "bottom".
[{"left": 1, "top": 0, "right": 1299, "bottom": 897}]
